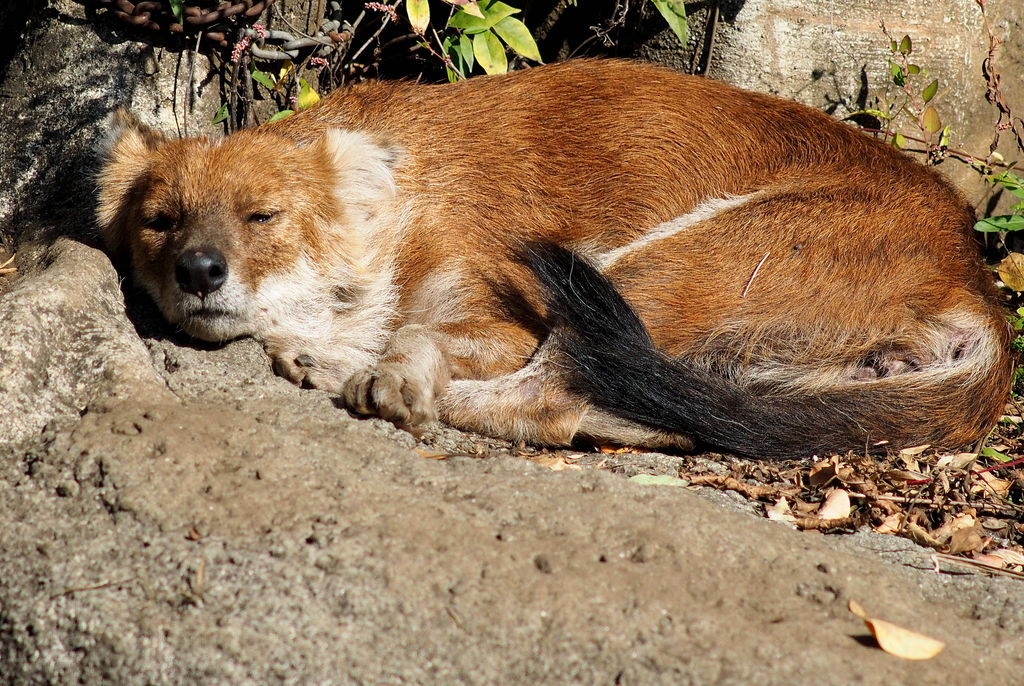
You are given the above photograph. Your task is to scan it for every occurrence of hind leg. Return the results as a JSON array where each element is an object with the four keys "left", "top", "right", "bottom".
[{"left": 437, "top": 344, "right": 695, "bottom": 451}]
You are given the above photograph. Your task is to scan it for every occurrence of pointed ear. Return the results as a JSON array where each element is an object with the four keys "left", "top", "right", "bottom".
[
  {"left": 96, "top": 109, "right": 166, "bottom": 258},
  {"left": 317, "top": 129, "right": 401, "bottom": 213}
]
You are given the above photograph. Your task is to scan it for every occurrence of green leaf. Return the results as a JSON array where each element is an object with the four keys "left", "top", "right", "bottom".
[
  {"left": 447, "top": 0, "right": 485, "bottom": 18},
  {"left": 250, "top": 67, "right": 275, "bottom": 90},
  {"left": 922, "top": 79, "right": 938, "bottom": 103},
  {"left": 492, "top": 16, "right": 541, "bottom": 62},
  {"left": 921, "top": 105, "right": 941, "bottom": 133},
  {"left": 938, "top": 125, "right": 951, "bottom": 148},
  {"left": 892, "top": 132, "right": 906, "bottom": 149},
  {"left": 443, "top": 34, "right": 471, "bottom": 81},
  {"left": 212, "top": 102, "right": 229, "bottom": 125},
  {"left": 844, "top": 109, "right": 891, "bottom": 121},
  {"left": 629, "top": 474, "right": 687, "bottom": 486},
  {"left": 981, "top": 446, "right": 1013, "bottom": 462},
  {"left": 651, "top": 0, "right": 688, "bottom": 46},
  {"left": 974, "top": 214, "right": 1024, "bottom": 232},
  {"left": 472, "top": 29, "right": 507, "bottom": 74},
  {"left": 449, "top": 0, "right": 519, "bottom": 33},
  {"left": 406, "top": 0, "right": 430, "bottom": 35},
  {"left": 907, "top": 64, "right": 921, "bottom": 75},
  {"left": 268, "top": 109, "right": 295, "bottom": 123},
  {"left": 899, "top": 34, "right": 912, "bottom": 55},
  {"left": 298, "top": 78, "right": 320, "bottom": 109},
  {"left": 442, "top": 36, "right": 459, "bottom": 82},
  {"left": 991, "top": 172, "right": 1024, "bottom": 199},
  {"left": 889, "top": 60, "right": 906, "bottom": 87},
  {"left": 459, "top": 32, "right": 475, "bottom": 71},
  {"left": 889, "top": 39, "right": 898, "bottom": 53},
  {"left": 169, "top": 0, "right": 184, "bottom": 22}
]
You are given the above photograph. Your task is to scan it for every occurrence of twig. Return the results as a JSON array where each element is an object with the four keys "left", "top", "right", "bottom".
[
  {"left": 242, "top": 52, "right": 255, "bottom": 128},
  {"left": 791, "top": 515, "right": 855, "bottom": 531},
  {"left": 228, "top": 34, "right": 242, "bottom": 134},
  {"left": 55, "top": 577, "right": 136, "bottom": 598},
  {"left": 688, "top": 473, "right": 798, "bottom": 500},
  {"left": 426, "top": 26, "right": 462, "bottom": 79},
  {"left": 931, "top": 552, "right": 1024, "bottom": 580},
  {"left": 445, "top": 605, "right": 465, "bottom": 630},
  {"left": 855, "top": 126, "right": 1024, "bottom": 173},
  {"left": 183, "top": 32, "right": 202, "bottom": 138},
  {"left": 190, "top": 558, "right": 206, "bottom": 601},
  {"left": 579, "top": 0, "right": 629, "bottom": 52},
  {"left": 977, "top": 0, "right": 1024, "bottom": 159},
  {"left": 847, "top": 490, "right": 1024, "bottom": 515},
  {"left": 690, "top": 0, "right": 720, "bottom": 76},
  {"left": 350, "top": 5, "right": 396, "bottom": 63},
  {"left": 973, "top": 456, "right": 1024, "bottom": 475}
]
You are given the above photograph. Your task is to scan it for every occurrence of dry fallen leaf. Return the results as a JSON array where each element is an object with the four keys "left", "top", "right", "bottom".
[
  {"left": 989, "top": 548, "right": 1024, "bottom": 567},
  {"left": 998, "top": 252, "right": 1024, "bottom": 291},
  {"left": 598, "top": 445, "right": 636, "bottom": 454},
  {"left": 899, "top": 444, "right": 931, "bottom": 457},
  {"left": 971, "top": 471, "right": 1012, "bottom": 498},
  {"left": 848, "top": 600, "right": 945, "bottom": 660},
  {"left": 930, "top": 513, "right": 976, "bottom": 544},
  {"left": 874, "top": 513, "right": 905, "bottom": 535},
  {"left": 767, "top": 497, "right": 797, "bottom": 525},
  {"left": 936, "top": 452, "right": 977, "bottom": 470},
  {"left": 628, "top": 474, "right": 686, "bottom": 487},
  {"left": 792, "top": 498, "right": 821, "bottom": 515},
  {"left": 415, "top": 448, "right": 450, "bottom": 460},
  {"left": 905, "top": 521, "right": 944, "bottom": 549},
  {"left": 529, "top": 455, "right": 583, "bottom": 471},
  {"left": 946, "top": 526, "right": 984, "bottom": 555},
  {"left": 972, "top": 554, "right": 1008, "bottom": 569},
  {"left": 809, "top": 460, "right": 839, "bottom": 487},
  {"left": 817, "top": 489, "right": 851, "bottom": 520}
]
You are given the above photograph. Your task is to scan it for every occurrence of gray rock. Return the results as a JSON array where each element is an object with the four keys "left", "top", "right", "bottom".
[{"left": 0, "top": 239, "right": 169, "bottom": 448}]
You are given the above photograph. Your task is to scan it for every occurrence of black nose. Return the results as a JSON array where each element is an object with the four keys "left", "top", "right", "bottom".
[{"left": 175, "top": 249, "right": 228, "bottom": 297}]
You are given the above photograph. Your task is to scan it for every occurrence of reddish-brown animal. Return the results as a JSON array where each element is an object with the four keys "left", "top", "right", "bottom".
[{"left": 97, "top": 59, "right": 1013, "bottom": 458}]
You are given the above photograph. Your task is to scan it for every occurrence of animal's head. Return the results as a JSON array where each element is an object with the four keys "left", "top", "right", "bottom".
[{"left": 96, "top": 110, "right": 398, "bottom": 342}]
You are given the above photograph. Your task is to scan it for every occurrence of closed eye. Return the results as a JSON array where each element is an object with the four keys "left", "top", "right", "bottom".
[
  {"left": 143, "top": 214, "right": 177, "bottom": 232},
  {"left": 248, "top": 211, "right": 278, "bottom": 224}
]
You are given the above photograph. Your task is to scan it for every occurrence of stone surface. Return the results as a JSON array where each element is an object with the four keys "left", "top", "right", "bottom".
[
  {"left": 0, "top": 239, "right": 168, "bottom": 448},
  {"left": 640, "top": 0, "right": 1024, "bottom": 205},
  {"left": 0, "top": 0, "right": 221, "bottom": 248}
]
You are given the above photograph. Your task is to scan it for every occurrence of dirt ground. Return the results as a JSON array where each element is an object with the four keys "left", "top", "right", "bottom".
[{"left": 1, "top": 239, "right": 1022, "bottom": 684}]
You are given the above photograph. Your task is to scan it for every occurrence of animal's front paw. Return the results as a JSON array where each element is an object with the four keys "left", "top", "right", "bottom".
[
  {"left": 340, "top": 325, "right": 452, "bottom": 427},
  {"left": 341, "top": 356, "right": 449, "bottom": 427},
  {"left": 267, "top": 347, "right": 349, "bottom": 395}
]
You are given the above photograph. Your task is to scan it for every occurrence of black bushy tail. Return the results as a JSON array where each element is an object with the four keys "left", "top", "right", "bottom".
[{"left": 518, "top": 242, "right": 1008, "bottom": 459}]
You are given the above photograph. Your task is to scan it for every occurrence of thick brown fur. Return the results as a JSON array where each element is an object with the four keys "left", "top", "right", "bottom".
[{"left": 96, "top": 59, "right": 1014, "bottom": 458}]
